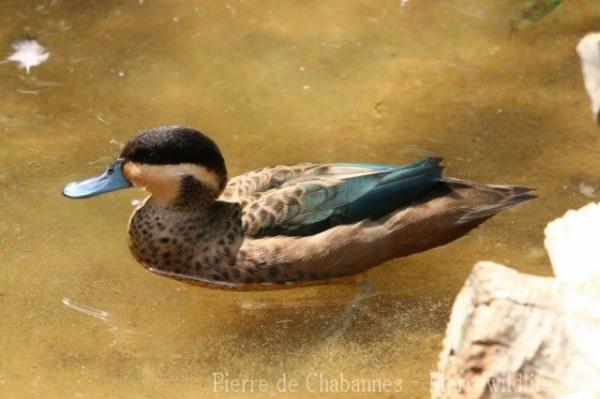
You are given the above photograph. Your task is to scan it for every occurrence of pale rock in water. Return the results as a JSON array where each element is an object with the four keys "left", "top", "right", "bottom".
[
  {"left": 577, "top": 33, "right": 600, "bottom": 123},
  {"left": 544, "top": 202, "right": 600, "bottom": 283},
  {"left": 6, "top": 38, "right": 50, "bottom": 74}
]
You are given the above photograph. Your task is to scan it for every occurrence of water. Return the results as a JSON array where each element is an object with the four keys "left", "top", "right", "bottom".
[{"left": 1, "top": 1, "right": 599, "bottom": 397}]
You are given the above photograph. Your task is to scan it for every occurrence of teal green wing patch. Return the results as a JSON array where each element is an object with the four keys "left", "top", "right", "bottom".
[{"left": 241, "top": 170, "right": 387, "bottom": 236}]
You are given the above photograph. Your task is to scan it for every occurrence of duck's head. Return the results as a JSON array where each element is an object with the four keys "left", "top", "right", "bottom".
[{"left": 63, "top": 126, "right": 227, "bottom": 206}]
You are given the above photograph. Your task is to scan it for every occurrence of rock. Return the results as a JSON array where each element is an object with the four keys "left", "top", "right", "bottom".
[{"left": 433, "top": 261, "right": 600, "bottom": 398}]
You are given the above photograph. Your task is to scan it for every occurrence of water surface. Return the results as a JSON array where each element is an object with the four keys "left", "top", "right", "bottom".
[{"left": 1, "top": 1, "right": 599, "bottom": 397}]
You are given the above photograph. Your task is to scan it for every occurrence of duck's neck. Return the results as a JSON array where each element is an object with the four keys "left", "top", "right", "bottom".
[
  {"left": 124, "top": 161, "right": 227, "bottom": 211},
  {"left": 141, "top": 176, "right": 222, "bottom": 212},
  {"left": 171, "top": 175, "right": 217, "bottom": 210}
]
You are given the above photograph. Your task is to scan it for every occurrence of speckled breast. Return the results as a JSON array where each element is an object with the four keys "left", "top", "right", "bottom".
[{"left": 127, "top": 200, "right": 246, "bottom": 286}]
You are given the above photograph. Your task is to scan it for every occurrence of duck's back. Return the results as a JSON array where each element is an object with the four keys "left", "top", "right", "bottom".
[{"left": 220, "top": 158, "right": 444, "bottom": 237}]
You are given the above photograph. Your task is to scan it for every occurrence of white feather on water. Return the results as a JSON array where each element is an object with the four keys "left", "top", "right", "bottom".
[{"left": 6, "top": 38, "right": 50, "bottom": 74}]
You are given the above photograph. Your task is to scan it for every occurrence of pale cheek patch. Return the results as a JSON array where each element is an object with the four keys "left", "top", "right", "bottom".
[{"left": 122, "top": 162, "right": 221, "bottom": 203}]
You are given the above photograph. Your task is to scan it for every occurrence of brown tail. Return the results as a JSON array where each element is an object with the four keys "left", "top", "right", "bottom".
[{"left": 440, "top": 178, "right": 536, "bottom": 222}]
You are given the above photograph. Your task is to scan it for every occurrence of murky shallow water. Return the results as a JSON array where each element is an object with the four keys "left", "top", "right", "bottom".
[{"left": 2, "top": 1, "right": 600, "bottom": 397}]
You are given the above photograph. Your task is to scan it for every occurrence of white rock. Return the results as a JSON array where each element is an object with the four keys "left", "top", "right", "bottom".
[
  {"left": 577, "top": 33, "right": 600, "bottom": 122},
  {"left": 544, "top": 202, "right": 600, "bottom": 283}
]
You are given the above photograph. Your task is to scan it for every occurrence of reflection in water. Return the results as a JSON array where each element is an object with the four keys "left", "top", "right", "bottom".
[
  {"left": 1, "top": 0, "right": 598, "bottom": 397},
  {"left": 62, "top": 297, "right": 109, "bottom": 321},
  {"left": 320, "top": 281, "right": 376, "bottom": 339}
]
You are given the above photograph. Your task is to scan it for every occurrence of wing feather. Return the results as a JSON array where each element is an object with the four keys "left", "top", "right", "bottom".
[
  {"left": 227, "top": 158, "right": 443, "bottom": 237},
  {"left": 241, "top": 171, "right": 387, "bottom": 236}
]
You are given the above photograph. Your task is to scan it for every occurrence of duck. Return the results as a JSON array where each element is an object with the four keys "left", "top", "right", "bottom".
[{"left": 63, "top": 125, "right": 535, "bottom": 290}]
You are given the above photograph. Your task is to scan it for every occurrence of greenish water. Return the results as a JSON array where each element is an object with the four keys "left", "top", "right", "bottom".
[{"left": 1, "top": 1, "right": 599, "bottom": 398}]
